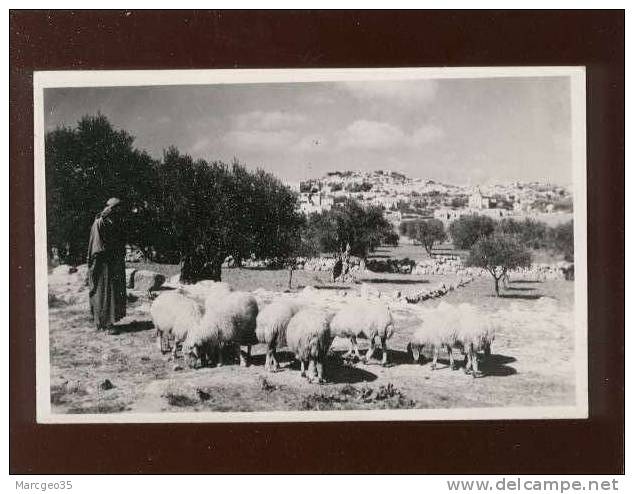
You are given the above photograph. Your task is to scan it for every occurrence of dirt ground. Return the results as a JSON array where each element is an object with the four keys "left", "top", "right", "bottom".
[{"left": 47, "top": 259, "right": 577, "bottom": 415}]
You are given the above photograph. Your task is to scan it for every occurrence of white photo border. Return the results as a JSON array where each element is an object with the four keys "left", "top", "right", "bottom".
[{"left": 33, "top": 67, "right": 588, "bottom": 424}]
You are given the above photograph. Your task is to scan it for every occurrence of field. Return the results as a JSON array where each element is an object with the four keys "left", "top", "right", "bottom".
[{"left": 47, "top": 246, "right": 577, "bottom": 415}]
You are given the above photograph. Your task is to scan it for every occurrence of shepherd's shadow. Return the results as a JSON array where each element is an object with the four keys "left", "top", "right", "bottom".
[{"left": 116, "top": 320, "right": 154, "bottom": 333}]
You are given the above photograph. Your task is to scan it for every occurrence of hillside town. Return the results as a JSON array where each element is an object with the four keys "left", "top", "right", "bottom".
[{"left": 297, "top": 169, "right": 573, "bottom": 228}]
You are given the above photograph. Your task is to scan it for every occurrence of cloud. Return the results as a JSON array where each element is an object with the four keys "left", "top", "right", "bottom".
[
  {"left": 338, "top": 120, "right": 444, "bottom": 150},
  {"left": 223, "top": 129, "right": 297, "bottom": 151},
  {"left": 411, "top": 124, "right": 445, "bottom": 145},
  {"left": 233, "top": 111, "right": 307, "bottom": 130},
  {"left": 340, "top": 80, "right": 439, "bottom": 106},
  {"left": 293, "top": 135, "right": 330, "bottom": 152},
  {"left": 338, "top": 120, "right": 406, "bottom": 149}
]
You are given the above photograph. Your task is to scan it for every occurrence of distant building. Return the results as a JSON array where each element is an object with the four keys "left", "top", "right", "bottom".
[
  {"left": 433, "top": 208, "right": 463, "bottom": 225},
  {"left": 468, "top": 187, "right": 490, "bottom": 209}
]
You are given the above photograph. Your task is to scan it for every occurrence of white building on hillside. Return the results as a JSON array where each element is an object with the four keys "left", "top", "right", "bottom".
[{"left": 468, "top": 187, "right": 490, "bottom": 209}]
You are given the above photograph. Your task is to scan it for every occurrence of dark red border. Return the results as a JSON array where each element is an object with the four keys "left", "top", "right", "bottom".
[{"left": 10, "top": 10, "right": 624, "bottom": 474}]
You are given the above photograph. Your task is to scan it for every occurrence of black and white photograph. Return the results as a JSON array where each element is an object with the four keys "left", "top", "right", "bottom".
[{"left": 34, "top": 67, "right": 587, "bottom": 423}]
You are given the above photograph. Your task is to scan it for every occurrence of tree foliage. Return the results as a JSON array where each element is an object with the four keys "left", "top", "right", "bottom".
[
  {"left": 305, "top": 199, "right": 397, "bottom": 259},
  {"left": 549, "top": 220, "right": 574, "bottom": 262},
  {"left": 45, "top": 115, "right": 305, "bottom": 282},
  {"left": 466, "top": 233, "right": 532, "bottom": 296},
  {"left": 448, "top": 214, "right": 496, "bottom": 249},
  {"left": 400, "top": 219, "right": 447, "bottom": 255},
  {"left": 498, "top": 218, "right": 548, "bottom": 249},
  {"left": 45, "top": 114, "right": 156, "bottom": 264},
  {"left": 150, "top": 148, "right": 304, "bottom": 282}
]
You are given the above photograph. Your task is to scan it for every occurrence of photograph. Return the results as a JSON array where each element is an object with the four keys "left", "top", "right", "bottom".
[{"left": 34, "top": 67, "right": 588, "bottom": 423}]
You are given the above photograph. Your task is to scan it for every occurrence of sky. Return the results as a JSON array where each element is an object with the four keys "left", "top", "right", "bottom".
[{"left": 44, "top": 77, "right": 572, "bottom": 186}]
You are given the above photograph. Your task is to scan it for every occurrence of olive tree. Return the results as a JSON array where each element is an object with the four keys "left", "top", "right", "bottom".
[
  {"left": 467, "top": 233, "right": 532, "bottom": 296},
  {"left": 405, "top": 219, "right": 447, "bottom": 256},
  {"left": 449, "top": 214, "right": 496, "bottom": 249}
]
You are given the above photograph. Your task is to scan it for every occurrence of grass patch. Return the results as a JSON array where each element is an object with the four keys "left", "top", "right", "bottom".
[
  {"left": 48, "top": 292, "right": 69, "bottom": 308},
  {"left": 163, "top": 392, "right": 198, "bottom": 407},
  {"left": 301, "top": 383, "right": 415, "bottom": 410}
]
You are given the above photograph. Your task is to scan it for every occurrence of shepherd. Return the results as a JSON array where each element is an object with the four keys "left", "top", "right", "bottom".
[{"left": 86, "top": 197, "right": 127, "bottom": 334}]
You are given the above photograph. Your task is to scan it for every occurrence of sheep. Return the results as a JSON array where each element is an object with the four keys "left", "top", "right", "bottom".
[
  {"left": 408, "top": 302, "right": 496, "bottom": 377},
  {"left": 181, "top": 281, "right": 232, "bottom": 308},
  {"left": 285, "top": 308, "right": 332, "bottom": 384},
  {"left": 408, "top": 302, "right": 461, "bottom": 370},
  {"left": 256, "top": 300, "right": 301, "bottom": 372},
  {"left": 183, "top": 291, "right": 259, "bottom": 368},
  {"left": 330, "top": 301, "right": 394, "bottom": 365},
  {"left": 150, "top": 290, "right": 203, "bottom": 359},
  {"left": 455, "top": 303, "right": 496, "bottom": 378}
]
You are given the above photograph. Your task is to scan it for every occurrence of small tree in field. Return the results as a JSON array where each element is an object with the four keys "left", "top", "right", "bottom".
[
  {"left": 409, "top": 219, "right": 447, "bottom": 256},
  {"left": 467, "top": 234, "right": 532, "bottom": 296}
]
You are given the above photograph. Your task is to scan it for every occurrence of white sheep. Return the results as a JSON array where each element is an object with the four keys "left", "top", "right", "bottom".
[
  {"left": 184, "top": 291, "right": 259, "bottom": 368},
  {"left": 408, "top": 302, "right": 461, "bottom": 370},
  {"left": 150, "top": 290, "right": 203, "bottom": 359},
  {"left": 408, "top": 302, "right": 495, "bottom": 377},
  {"left": 330, "top": 301, "right": 394, "bottom": 365},
  {"left": 181, "top": 281, "right": 232, "bottom": 307},
  {"left": 455, "top": 303, "right": 496, "bottom": 377},
  {"left": 256, "top": 300, "right": 301, "bottom": 372},
  {"left": 285, "top": 308, "right": 332, "bottom": 384}
]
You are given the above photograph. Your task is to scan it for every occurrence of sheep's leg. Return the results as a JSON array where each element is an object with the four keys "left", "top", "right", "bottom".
[
  {"left": 272, "top": 347, "right": 280, "bottom": 371},
  {"left": 264, "top": 350, "right": 271, "bottom": 371},
  {"left": 431, "top": 346, "right": 439, "bottom": 370},
  {"left": 313, "top": 360, "right": 325, "bottom": 384},
  {"left": 408, "top": 343, "right": 421, "bottom": 363},
  {"left": 471, "top": 346, "right": 480, "bottom": 378},
  {"left": 217, "top": 344, "right": 224, "bottom": 367},
  {"left": 300, "top": 360, "right": 306, "bottom": 377},
  {"left": 156, "top": 332, "right": 165, "bottom": 353},
  {"left": 364, "top": 337, "right": 376, "bottom": 362},
  {"left": 352, "top": 336, "right": 362, "bottom": 359},
  {"left": 463, "top": 347, "right": 472, "bottom": 375},
  {"left": 188, "top": 344, "right": 199, "bottom": 368},
  {"left": 446, "top": 344, "right": 456, "bottom": 370},
  {"left": 380, "top": 336, "right": 388, "bottom": 366},
  {"left": 307, "top": 360, "right": 318, "bottom": 381},
  {"left": 239, "top": 345, "right": 250, "bottom": 367}
]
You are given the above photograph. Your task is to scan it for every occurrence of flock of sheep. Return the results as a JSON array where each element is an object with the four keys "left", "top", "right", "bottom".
[{"left": 150, "top": 282, "right": 497, "bottom": 383}]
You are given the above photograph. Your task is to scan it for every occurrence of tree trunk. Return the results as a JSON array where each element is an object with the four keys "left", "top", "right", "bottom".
[
  {"left": 288, "top": 266, "right": 294, "bottom": 290},
  {"left": 180, "top": 253, "right": 222, "bottom": 284},
  {"left": 359, "top": 257, "right": 366, "bottom": 272},
  {"left": 494, "top": 276, "right": 500, "bottom": 297},
  {"left": 205, "top": 258, "right": 223, "bottom": 282}
]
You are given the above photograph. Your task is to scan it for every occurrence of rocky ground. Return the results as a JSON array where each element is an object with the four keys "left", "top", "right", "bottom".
[{"left": 46, "top": 259, "right": 577, "bottom": 416}]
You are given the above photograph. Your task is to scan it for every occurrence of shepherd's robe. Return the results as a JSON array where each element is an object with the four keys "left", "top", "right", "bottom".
[{"left": 87, "top": 213, "right": 126, "bottom": 329}]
